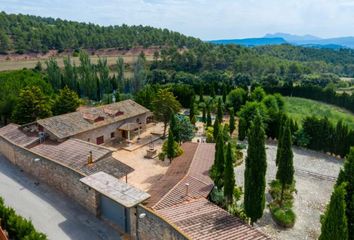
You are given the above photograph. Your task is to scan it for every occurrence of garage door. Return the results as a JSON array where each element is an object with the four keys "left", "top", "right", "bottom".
[{"left": 100, "top": 195, "right": 130, "bottom": 233}]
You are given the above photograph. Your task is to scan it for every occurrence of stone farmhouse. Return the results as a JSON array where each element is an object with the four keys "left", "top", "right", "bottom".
[
  {"left": 36, "top": 99, "right": 153, "bottom": 144},
  {"left": 0, "top": 99, "right": 270, "bottom": 240}
]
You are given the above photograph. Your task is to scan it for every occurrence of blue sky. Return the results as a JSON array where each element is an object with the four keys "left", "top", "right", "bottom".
[{"left": 1, "top": 0, "right": 354, "bottom": 40}]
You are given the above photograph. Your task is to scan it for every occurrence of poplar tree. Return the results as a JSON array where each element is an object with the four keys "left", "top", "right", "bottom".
[
  {"left": 189, "top": 95, "right": 195, "bottom": 124},
  {"left": 276, "top": 120, "right": 295, "bottom": 205},
  {"left": 336, "top": 147, "right": 354, "bottom": 239},
  {"left": 229, "top": 109, "right": 235, "bottom": 135},
  {"left": 224, "top": 143, "right": 235, "bottom": 204},
  {"left": 244, "top": 111, "right": 267, "bottom": 224},
  {"left": 319, "top": 183, "right": 348, "bottom": 240},
  {"left": 170, "top": 114, "right": 180, "bottom": 143}
]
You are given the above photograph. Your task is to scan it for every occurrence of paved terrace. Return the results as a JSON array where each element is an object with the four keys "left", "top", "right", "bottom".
[{"left": 145, "top": 142, "right": 270, "bottom": 240}]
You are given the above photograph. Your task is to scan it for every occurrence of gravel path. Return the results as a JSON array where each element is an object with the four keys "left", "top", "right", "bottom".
[{"left": 235, "top": 143, "right": 343, "bottom": 240}]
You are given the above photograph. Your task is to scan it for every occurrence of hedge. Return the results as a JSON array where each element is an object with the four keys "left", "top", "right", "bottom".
[{"left": 0, "top": 197, "right": 47, "bottom": 240}]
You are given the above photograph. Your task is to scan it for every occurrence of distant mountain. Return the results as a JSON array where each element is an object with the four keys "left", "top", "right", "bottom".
[
  {"left": 264, "top": 33, "right": 321, "bottom": 42},
  {"left": 209, "top": 37, "right": 287, "bottom": 46},
  {"left": 209, "top": 33, "right": 354, "bottom": 49}
]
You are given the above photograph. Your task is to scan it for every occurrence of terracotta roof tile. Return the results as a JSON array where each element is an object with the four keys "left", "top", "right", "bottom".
[
  {"left": 157, "top": 198, "right": 270, "bottom": 240},
  {"left": 0, "top": 124, "right": 38, "bottom": 147}
]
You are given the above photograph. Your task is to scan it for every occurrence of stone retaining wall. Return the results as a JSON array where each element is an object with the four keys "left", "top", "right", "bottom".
[
  {"left": 0, "top": 136, "right": 98, "bottom": 215},
  {"left": 137, "top": 205, "right": 189, "bottom": 240}
]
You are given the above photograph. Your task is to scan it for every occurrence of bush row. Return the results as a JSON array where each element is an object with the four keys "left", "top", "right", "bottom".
[{"left": 0, "top": 197, "right": 47, "bottom": 240}]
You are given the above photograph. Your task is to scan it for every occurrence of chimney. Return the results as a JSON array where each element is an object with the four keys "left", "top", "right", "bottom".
[
  {"left": 87, "top": 151, "right": 93, "bottom": 164},
  {"left": 185, "top": 183, "right": 190, "bottom": 197}
]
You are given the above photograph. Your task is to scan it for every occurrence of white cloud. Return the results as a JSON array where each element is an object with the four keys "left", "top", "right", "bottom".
[{"left": 0, "top": 0, "right": 354, "bottom": 39}]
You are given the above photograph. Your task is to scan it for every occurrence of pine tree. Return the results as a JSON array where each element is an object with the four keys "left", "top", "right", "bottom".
[
  {"left": 319, "top": 183, "right": 348, "bottom": 240},
  {"left": 229, "top": 109, "right": 235, "bottom": 135},
  {"left": 52, "top": 86, "right": 81, "bottom": 115},
  {"left": 167, "top": 129, "right": 175, "bottom": 162},
  {"left": 224, "top": 143, "right": 235, "bottom": 204},
  {"left": 276, "top": 120, "right": 295, "bottom": 205},
  {"left": 206, "top": 104, "right": 212, "bottom": 127},
  {"left": 12, "top": 86, "right": 52, "bottom": 124},
  {"left": 244, "top": 111, "right": 267, "bottom": 224},
  {"left": 336, "top": 147, "right": 354, "bottom": 239}
]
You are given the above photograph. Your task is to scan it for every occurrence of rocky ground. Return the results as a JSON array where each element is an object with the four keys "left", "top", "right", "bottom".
[{"left": 235, "top": 143, "right": 343, "bottom": 240}]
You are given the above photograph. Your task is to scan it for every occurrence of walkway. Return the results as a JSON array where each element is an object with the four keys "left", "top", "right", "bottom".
[{"left": 0, "top": 155, "right": 121, "bottom": 240}]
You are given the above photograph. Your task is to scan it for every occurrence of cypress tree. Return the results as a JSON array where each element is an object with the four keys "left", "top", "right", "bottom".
[
  {"left": 229, "top": 109, "right": 235, "bottom": 135},
  {"left": 244, "top": 111, "right": 267, "bottom": 224},
  {"left": 206, "top": 104, "right": 212, "bottom": 127},
  {"left": 336, "top": 147, "right": 354, "bottom": 239},
  {"left": 213, "top": 117, "right": 220, "bottom": 142},
  {"left": 276, "top": 113, "right": 287, "bottom": 166},
  {"left": 276, "top": 120, "right": 295, "bottom": 205},
  {"left": 189, "top": 95, "right": 195, "bottom": 123},
  {"left": 319, "top": 183, "right": 348, "bottom": 240},
  {"left": 214, "top": 129, "right": 225, "bottom": 189},
  {"left": 170, "top": 114, "right": 180, "bottom": 143},
  {"left": 217, "top": 98, "right": 223, "bottom": 122},
  {"left": 202, "top": 105, "right": 206, "bottom": 123},
  {"left": 167, "top": 129, "right": 175, "bottom": 162},
  {"left": 238, "top": 117, "right": 247, "bottom": 141},
  {"left": 224, "top": 143, "right": 235, "bottom": 204}
]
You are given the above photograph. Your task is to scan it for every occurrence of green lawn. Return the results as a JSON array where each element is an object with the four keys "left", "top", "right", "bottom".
[{"left": 284, "top": 97, "right": 354, "bottom": 129}]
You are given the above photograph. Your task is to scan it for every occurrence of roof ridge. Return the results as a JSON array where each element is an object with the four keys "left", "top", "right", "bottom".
[{"left": 152, "top": 143, "right": 200, "bottom": 209}]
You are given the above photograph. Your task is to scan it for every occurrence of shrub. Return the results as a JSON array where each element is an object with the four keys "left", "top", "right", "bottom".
[
  {"left": 162, "top": 140, "right": 183, "bottom": 158},
  {"left": 269, "top": 202, "right": 296, "bottom": 228},
  {"left": 269, "top": 180, "right": 296, "bottom": 204},
  {"left": 0, "top": 197, "right": 47, "bottom": 239}
]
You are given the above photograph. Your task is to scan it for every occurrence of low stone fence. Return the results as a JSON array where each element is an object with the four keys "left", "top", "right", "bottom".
[
  {"left": 137, "top": 205, "right": 189, "bottom": 240},
  {"left": 0, "top": 136, "right": 98, "bottom": 215}
]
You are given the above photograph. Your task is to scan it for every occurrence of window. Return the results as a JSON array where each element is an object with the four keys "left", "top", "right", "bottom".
[
  {"left": 111, "top": 132, "right": 115, "bottom": 138},
  {"left": 87, "top": 138, "right": 90, "bottom": 142},
  {"left": 96, "top": 136, "right": 104, "bottom": 145}
]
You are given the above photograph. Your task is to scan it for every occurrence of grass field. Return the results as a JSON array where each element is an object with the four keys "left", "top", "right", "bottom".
[{"left": 284, "top": 97, "right": 354, "bottom": 129}]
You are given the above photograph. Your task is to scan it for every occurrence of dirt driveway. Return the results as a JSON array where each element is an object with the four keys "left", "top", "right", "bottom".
[{"left": 235, "top": 143, "right": 343, "bottom": 240}]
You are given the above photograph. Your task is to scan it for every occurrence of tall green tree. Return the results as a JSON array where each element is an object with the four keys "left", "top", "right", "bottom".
[
  {"left": 46, "top": 58, "right": 62, "bottom": 91},
  {"left": 319, "top": 183, "right": 348, "bottom": 240},
  {"left": 169, "top": 114, "right": 179, "bottom": 143},
  {"left": 276, "top": 120, "right": 295, "bottom": 205},
  {"left": 206, "top": 104, "right": 212, "bottom": 127},
  {"left": 132, "top": 53, "right": 146, "bottom": 93},
  {"left": 244, "top": 111, "right": 267, "bottom": 224},
  {"left": 189, "top": 95, "right": 195, "bottom": 124},
  {"left": 12, "top": 86, "right": 52, "bottom": 124},
  {"left": 52, "top": 86, "right": 81, "bottom": 115},
  {"left": 216, "top": 98, "right": 223, "bottom": 122},
  {"left": 336, "top": 147, "right": 354, "bottom": 239},
  {"left": 224, "top": 143, "right": 235, "bottom": 204},
  {"left": 167, "top": 129, "right": 175, "bottom": 162},
  {"left": 213, "top": 117, "right": 220, "bottom": 142},
  {"left": 227, "top": 88, "right": 247, "bottom": 113},
  {"left": 152, "top": 89, "right": 181, "bottom": 137},
  {"left": 211, "top": 128, "right": 225, "bottom": 189},
  {"left": 62, "top": 56, "right": 78, "bottom": 92},
  {"left": 229, "top": 109, "right": 235, "bottom": 135},
  {"left": 276, "top": 113, "right": 287, "bottom": 166},
  {"left": 116, "top": 57, "right": 124, "bottom": 91}
]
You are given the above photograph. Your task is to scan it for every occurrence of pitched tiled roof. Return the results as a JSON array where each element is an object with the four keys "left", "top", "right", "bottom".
[
  {"left": 157, "top": 198, "right": 271, "bottom": 240},
  {"left": 146, "top": 143, "right": 215, "bottom": 209},
  {"left": 30, "top": 139, "right": 133, "bottom": 178},
  {"left": 37, "top": 99, "right": 150, "bottom": 140},
  {"left": 0, "top": 124, "right": 38, "bottom": 147}
]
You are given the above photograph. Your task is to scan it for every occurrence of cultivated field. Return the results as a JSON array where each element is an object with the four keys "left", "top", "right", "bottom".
[{"left": 284, "top": 97, "right": 354, "bottom": 129}]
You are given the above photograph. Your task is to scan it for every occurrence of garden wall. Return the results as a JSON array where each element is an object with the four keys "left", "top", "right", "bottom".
[{"left": 0, "top": 136, "right": 98, "bottom": 215}]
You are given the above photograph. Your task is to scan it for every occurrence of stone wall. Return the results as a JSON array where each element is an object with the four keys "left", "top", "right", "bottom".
[
  {"left": 0, "top": 136, "right": 98, "bottom": 215},
  {"left": 136, "top": 205, "right": 189, "bottom": 240}
]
